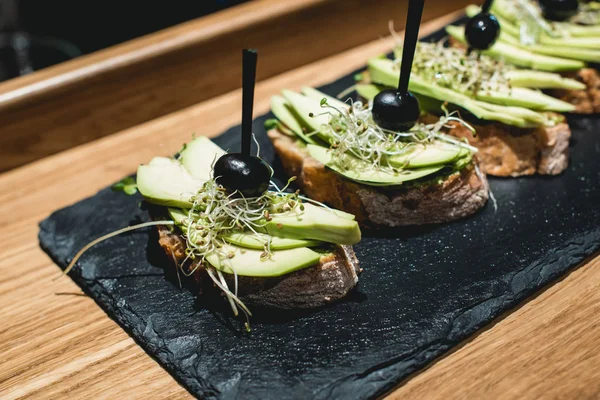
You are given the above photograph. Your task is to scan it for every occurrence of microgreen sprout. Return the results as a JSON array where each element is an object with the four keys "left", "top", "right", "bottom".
[
  {"left": 404, "top": 41, "right": 512, "bottom": 95},
  {"left": 570, "top": 2, "right": 600, "bottom": 25},
  {"left": 112, "top": 176, "right": 138, "bottom": 195},
  {"left": 504, "top": 0, "right": 599, "bottom": 41},
  {"left": 172, "top": 168, "right": 305, "bottom": 329},
  {"left": 314, "top": 97, "right": 477, "bottom": 175}
]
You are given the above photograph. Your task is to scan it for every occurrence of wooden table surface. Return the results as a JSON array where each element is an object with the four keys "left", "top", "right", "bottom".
[{"left": 1, "top": 11, "right": 599, "bottom": 400}]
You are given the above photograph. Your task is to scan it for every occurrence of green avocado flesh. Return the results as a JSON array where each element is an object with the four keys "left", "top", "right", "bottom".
[
  {"left": 271, "top": 87, "right": 475, "bottom": 186},
  {"left": 281, "top": 89, "right": 465, "bottom": 166},
  {"left": 367, "top": 57, "right": 550, "bottom": 127},
  {"left": 369, "top": 57, "right": 572, "bottom": 112},
  {"left": 307, "top": 144, "right": 445, "bottom": 186},
  {"left": 169, "top": 206, "right": 324, "bottom": 276},
  {"left": 167, "top": 208, "right": 322, "bottom": 250},
  {"left": 205, "top": 245, "right": 322, "bottom": 277},
  {"left": 137, "top": 163, "right": 204, "bottom": 208},
  {"left": 301, "top": 86, "right": 350, "bottom": 110},
  {"left": 445, "top": 25, "right": 585, "bottom": 72},
  {"left": 466, "top": 3, "right": 600, "bottom": 48},
  {"left": 179, "top": 135, "right": 226, "bottom": 179},
  {"left": 270, "top": 95, "right": 317, "bottom": 144},
  {"left": 136, "top": 136, "right": 362, "bottom": 277}
]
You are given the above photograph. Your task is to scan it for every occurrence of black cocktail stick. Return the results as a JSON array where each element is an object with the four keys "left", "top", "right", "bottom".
[
  {"left": 214, "top": 48, "right": 271, "bottom": 198},
  {"left": 241, "top": 49, "right": 257, "bottom": 156},
  {"left": 397, "top": 0, "right": 425, "bottom": 94},
  {"left": 371, "top": 0, "right": 423, "bottom": 132},
  {"left": 481, "top": 0, "right": 494, "bottom": 13}
]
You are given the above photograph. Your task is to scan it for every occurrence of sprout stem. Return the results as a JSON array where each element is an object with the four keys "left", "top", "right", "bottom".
[{"left": 60, "top": 220, "right": 175, "bottom": 278}]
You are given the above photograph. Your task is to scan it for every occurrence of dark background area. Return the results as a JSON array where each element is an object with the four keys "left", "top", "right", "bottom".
[{"left": 0, "top": 0, "right": 250, "bottom": 82}]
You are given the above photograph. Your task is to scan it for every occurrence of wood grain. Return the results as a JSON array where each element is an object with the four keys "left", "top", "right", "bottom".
[
  {"left": 0, "top": 0, "right": 470, "bottom": 172},
  {"left": 1, "top": 10, "right": 599, "bottom": 400}
]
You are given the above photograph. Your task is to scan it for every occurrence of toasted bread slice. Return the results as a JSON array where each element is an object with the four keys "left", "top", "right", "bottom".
[
  {"left": 420, "top": 115, "right": 571, "bottom": 177},
  {"left": 156, "top": 224, "right": 361, "bottom": 309},
  {"left": 267, "top": 129, "right": 489, "bottom": 229}
]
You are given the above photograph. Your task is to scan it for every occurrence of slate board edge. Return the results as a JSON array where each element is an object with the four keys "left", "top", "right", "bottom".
[
  {"left": 38, "top": 212, "right": 600, "bottom": 400},
  {"left": 37, "top": 218, "right": 219, "bottom": 397},
  {"left": 36, "top": 13, "right": 600, "bottom": 400}
]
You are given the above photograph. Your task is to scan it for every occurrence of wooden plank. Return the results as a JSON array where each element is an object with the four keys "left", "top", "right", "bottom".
[
  {"left": 1, "top": 10, "right": 598, "bottom": 400},
  {"left": 0, "top": 0, "right": 470, "bottom": 172}
]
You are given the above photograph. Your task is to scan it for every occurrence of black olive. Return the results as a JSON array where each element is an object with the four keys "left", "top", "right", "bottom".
[
  {"left": 372, "top": 89, "right": 420, "bottom": 132},
  {"left": 539, "top": 0, "right": 579, "bottom": 21},
  {"left": 213, "top": 153, "right": 271, "bottom": 198},
  {"left": 464, "top": 13, "right": 501, "bottom": 50}
]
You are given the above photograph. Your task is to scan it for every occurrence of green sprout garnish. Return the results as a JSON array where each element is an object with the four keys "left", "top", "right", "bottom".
[
  {"left": 314, "top": 98, "right": 477, "bottom": 175},
  {"left": 504, "top": 0, "right": 599, "bottom": 42},
  {"left": 112, "top": 176, "right": 138, "bottom": 195},
  {"left": 180, "top": 178, "right": 301, "bottom": 270},
  {"left": 174, "top": 165, "right": 327, "bottom": 329},
  {"left": 571, "top": 2, "right": 600, "bottom": 25},
  {"left": 399, "top": 41, "right": 513, "bottom": 96},
  {"left": 264, "top": 118, "right": 279, "bottom": 130}
]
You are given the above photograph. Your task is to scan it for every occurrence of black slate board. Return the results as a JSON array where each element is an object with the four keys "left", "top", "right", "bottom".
[{"left": 38, "top": 19, "right": 600, "bottom": 399}]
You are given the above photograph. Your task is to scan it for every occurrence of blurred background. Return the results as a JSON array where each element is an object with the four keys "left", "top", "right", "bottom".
[
  {"left": 0, "top": 0, "right": 468, "bottom": 172},
  {"left": 0, "top": 0, "right": 249, "bottom": 82}
]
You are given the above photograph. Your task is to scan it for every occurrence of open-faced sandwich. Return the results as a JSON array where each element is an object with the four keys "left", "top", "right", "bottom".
[
  {"left": 140, "top": 136, "right": 361, "bottom": 316},
  {"left": 267, "top": 87, "right": 489, "bottom": 229},
  {"left": 357, "top": 37, "right": 579, "bottom": 177},
  {"left": 447, "top": 0, "right": 600, "bottom": 113},
  {"left": 66, "top": 135, "right": 362, "bottom": 329},
  {"left": 64, "top": 50, "right": 362, "bottom": 330}
]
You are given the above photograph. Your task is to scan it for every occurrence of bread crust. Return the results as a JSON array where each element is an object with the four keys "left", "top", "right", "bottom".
[
  {"left": 156, "top": 224, "right": 361, "bottom": 309},
  {"left": 425, "top": 116, "right": 571, "bottom": 177},
  {"left": 267, "top": 129, "right": 489, "bottom": 229}
]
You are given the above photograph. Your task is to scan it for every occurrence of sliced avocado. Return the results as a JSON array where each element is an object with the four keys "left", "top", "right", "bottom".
[
  {"left": 264, "top": 202, "right": 361, "bottom": 245},
  {"left": 285, "top": 85, "right": 465, "bottom": 168},
  {"left": 300, "top": 86, "right": 350, "bottom": 110},
  {"left": 270, "top": 95, "right": 317, "bottom": 144},
  {"left": 489, "top": 0, "right": 600, "bottom": 39},
  {"left": 498, "top": 32, "right": 600, "bottom": 63},
  {"left": 355, "top": 83, "right": 382, "bottom": 100},
  {"left": 566, "top": 24, "right": 600, "bottom": 38},
  {"left": 224, "top": 232, "right": 321, "bottom": 250},
  {"left": 167, "top": 208, "right": 322, "bottom": 250},
  {"left": 506, "top": 70, "right": 586, "bottom": 90},
  {"left": 144, "top": 136, "right": 361, "bottom": 245},
  {"left": 137, "top": 163, "right": 203, "bottom": 208},
  {"left": 445, "top": 25, "right": 585, "bottom": 72},
  {"left": 475, "top": 87, "right": 575, "bottom": 112},
  {"left": 205, "top": 244, "right": 322, "bottom": 277},
  {"left": 386, "top": 142, "right": 464, "bottom": 168},
  {"left": 149, "top": 157, "right": 179, "bottom": 166},
  {"left": 367, "top": 57, "right": 542, "bottom": 127},
  {"left": 537, "top": 36, "right": 600, "bottom": 50},
  {"left": 169, "top": 206, "right": 325, "bottom": 277},
  {"left": 474, "top": 101, "right": 547, "bottom": 125},
  {"left": 307, "top": 143, "right": 444, "bottom": 186},
  {"left": 281, "top": 90, "right": 331, "bottom": 140},
  {"left": 179, "top": 136, "right": 226, "bottom": 180}
]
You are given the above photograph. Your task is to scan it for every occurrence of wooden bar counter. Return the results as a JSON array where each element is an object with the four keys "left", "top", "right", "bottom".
[{"left": 0, "top": 2, "right": 599, "bottom": 399}]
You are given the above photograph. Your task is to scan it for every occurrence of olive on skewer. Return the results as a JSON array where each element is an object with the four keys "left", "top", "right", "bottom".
[
  {"left": 213, "top": 49, "right": 271, "bottom": 198},
  {"left": 372, "top": 0, "right": 424, "bottom": 132}
]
